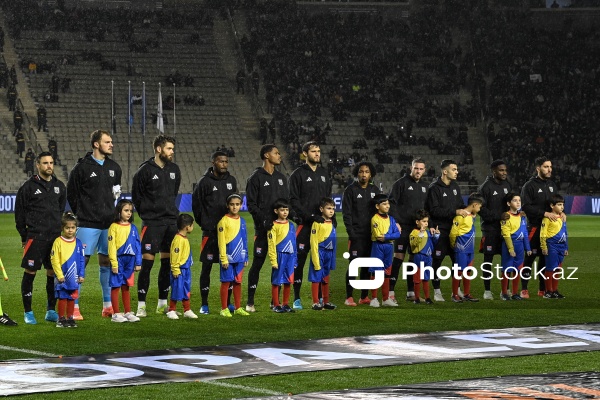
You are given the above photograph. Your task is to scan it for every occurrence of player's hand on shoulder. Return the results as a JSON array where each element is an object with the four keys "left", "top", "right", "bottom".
[
  {"left": 561, "top": 212, "right": 567, "bottom": 222},
  {"left": 501, "top": 212, "right": 510, "bottom": 221},
  {"left": 313, "top": 215, "right": 325, "bottom": 224},
  {"left": 519, "top": 211, "right": 526, "bottom": 217}
]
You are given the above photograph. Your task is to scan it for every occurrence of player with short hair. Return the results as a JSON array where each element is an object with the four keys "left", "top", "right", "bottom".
[
  {"left": 289, "top": 141, "right": 332, "bottom": 309},
  {"left": 540, "top": 194, "right": 568, "bottom": 299},
  {"left": 308, "top": 197, "right": 337, "bottom": 311},
  {"left": 16, "top": 151, "right": 66, "bottom": 324},
  {"left": 478, "top": 160, "right": 512, "bottom": 299},
  {"left": 268, "top": 198, "right": 297, "bottom": 313},
  {"left": 369, "top": 194, "right": 401, "bottom": 308},
  {"left": 166, "top": 214, "right": 198, "bottom": 319},
  {"left": 342, "top": 161, "right": 380, "bottom": 306},
  {"left": 67, "top": 129, "right": 122, "bottom": 319},
  {"left": 520, "top": 156, "right": 562, "bottom": 298},
  {"left": 192, "top": 151, "right": 238, "bottom": 314},
  {"left": 425, "top": 159, "right": 468, "bottom": 302},
  {"left": 449, "top": 193, "right": 484, "bottom": 303},
  {"left": 245, "top": 144, "right": 290, "bottom": 312},
  {"left": 388, "top": 157, "right": 428, "bottom": 302},
  {"left": 132, "top": 134, "right": 181, "bottom": 317},
  {"left": 409, "top": 209, "right": 439, "bottom": 305}
]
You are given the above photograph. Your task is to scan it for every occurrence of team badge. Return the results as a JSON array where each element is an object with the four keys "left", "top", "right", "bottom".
[
  {"left": 321, "top": 176, "right": 326, "bottom": 182},
  {"left": 174, "top": 248, "right": 180, "bottom": 253},
  {"left": 108, "top": 235, "right": 113, "bottom": 241},
  {"left": 278, "top": 179, "right": 283, "bottom": 185},
  {"left": 422, "top": 187, "right": 426, "bottom": 193},
  {"left": 504, "top": 188, "right": 508, "bottom": 194},
  {"left": 268, "top": 233, "right": 273, "bottom": 239},
  {"left": 54, "top": 187, "right": 60, "bottom": 194},
  {"left": 109, "top": 170, "right": 115, "bottom": 177},
  {"left": 28, "top": 260, "right": 35, "bottom": 267},
  {"left": 207, "top": 254, "right": 213, "bottom": 261},
  {"left": 373, "top": 223, "right": 378, "bottom": 228},
  {"left": 299, "top": 244, "right": 305, "bottom": 250},
  {"left": 371, "top": 193, "right": 375, "bottom": 198},
  {"left": 453, "top": 189, "right": 457, "bottom": 195},
  {"left": 227, "top": 183, "right": 232, "bottom": 190},
  {"left": 397, "top": 245, "right": 404, "bottom": 251},
  {"left": 170, "top": 173, "right": 175, "bottom": 179},
  {"left": 311, "top": 229, "right": 316, "bottom": 234},
  {"left": 435, "top": 250, "right": 441, "bottom": 257},
  {"left": 487, "top": 246, "right": 492, "bottom": 251},
  {"left": 219, "top": 227, "right": 224, "bottom": 232},
  {"left": 549, "top": 187, "right": 554, "bottom": 192},
  {"left": 532, "top": 249, "right": 537, "bottom": 255},
  {"left": 454, "top": 221, "right": 459, "bottom": 226},
  {"left": 256, "top": 247, "right": 262, "bottom": 255},
  {"left": 352, "top": 250, "right": 357, "bottom": 256},
  {"left": 145, "top": 244, "right": 151, "bottom": 251}
]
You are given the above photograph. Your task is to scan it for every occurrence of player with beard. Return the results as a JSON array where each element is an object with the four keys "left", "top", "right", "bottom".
[
  {"left": 289, "top": 141, "right": 332, "bottom": 309},
  {"left": 245, "top": 144, "right": 290, "bottom": 312},
  {"left": 388, "top": 158, "right": 428, "bottom": 302},
  {"left": 192, "top": 151, "right": 238, "bottom": 314},
  {"left": 520, "top": 156, "right": 563, "bottom": 298},
  {"left": 132, "top": 135, "right": 181, "bottom": 316},
  {"left": 477, "top": 160, "right": 512, "bottom": 299},
  {"left": 342, "top": 161, "right": 380, "bottom": 306},
  {"left": 67, "top": 130, "right": 122, "bottom": 319},
  {"left": 425, "top": 159, "right": 468, "bottom": 302},
  {"left": 16, "top": 152, "right": 66, "bottom": 324}
]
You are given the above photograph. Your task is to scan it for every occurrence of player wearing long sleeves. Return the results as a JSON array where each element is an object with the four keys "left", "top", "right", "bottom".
[
  {"left": 191, "top": 151, "right": 238, "bottom": 314},
  {"left": 15, "top": 152, "right": 66, "bottom": 324},
  {"left": 342, "top": 161, "right": 380, "bottom": 305},
  {"left": 540, "top": 195, "right": 568, "bottom": 299},
  {"left": 409, "top": 210, "right": 439, "bottom": 305},
  {"left": 288, "top": 141, "right": 332, "bottom": 309},
  {"left": 51, "top": 213, "right": 85, "bottom": 327},
  {"left": 500, "top": 196, "right": 531, "bottom": 301},
  {"left": 216, "top": 194, "right": 249, "bottom": 317},
  {"left": 245, "top": 145, "right": 290, "bottom": 311},
  {"left": 425, "top": 160, "right": 467, "bottom": 301},
  {"left": 307, "top": 198, "right": 337, "bottom": 311},
  {"left": 166, "top": 214, "right": 197, "bottom": 319},
  {"left": 369, "top": 195, "right": 401, "bottom": 308},
  {"left": 519, "top": 156, "right": 561, "bottom": 297},
  {"left": 268, "top": 200, "right": 297, "bottom": 312},
  {"left": 107, "top": 199, "right": 142, "bottom": 323},
  {"left": 449, "top": 194, "right": 483, "bottom": 303}
]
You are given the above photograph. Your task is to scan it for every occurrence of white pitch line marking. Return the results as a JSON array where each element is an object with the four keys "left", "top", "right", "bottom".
[
  {"left": 203, "top": 380, "right": 285, "bottom": 396},
  {"left": 0, "top": 345, "right": 58, "bottom": 358}
]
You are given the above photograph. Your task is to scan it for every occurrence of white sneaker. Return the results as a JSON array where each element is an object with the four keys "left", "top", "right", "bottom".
[
  {"left": 245, "top": 305, "right": 256, "bottom": 313},
  {"left": 123, "top": 312, "right": 140, "bottom": 322},
  {"left": 483, "top": 290, "right": 494, "bottom": 300},
  {"left": 434, "top": 292, "right": 445, "bottom": 302},
  {"left": 135, "top": 306, "right": 147, "bottom": 317},
  {"left": 382, "top": 298, "right": 398, "bottom": 307},
  {"left": 111, "top": 313, "right": 128, "bottom": 323},
  {"left": 370, "top": 298, "right": 380, "bottom": 308},
  {"left": 457, "top": 288, "right": 464, "bottom": 298},
  {"left": 183, "top": 310, "right": 198, "bottom": 319},
  {"left": 166, "top": 310, "right": 179, "bottom": 320}
]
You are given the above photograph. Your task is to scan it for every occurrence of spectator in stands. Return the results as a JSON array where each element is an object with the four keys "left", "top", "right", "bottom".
[
  {"left": 16, "top": 131, "right": 25, "bottom": 158},
  {"left": 37, "top": 106, "right": 47, "bottom": 132},
  {"left": 7, "top": 85, "right": 17, "bottom": 111},
  {"left": 251, "top": 70, "right": 260, "bottom": 95},
  {"left": 13, "top": 109, "right": 23, "bottom": 136},
  {"left": 24, "top": 148, "right": 35, "bottom": 177},
  {"left": 48, "top": 137, "right": 60, "bottom": 166},
  {"left": 236, "top": 69, "right": 246, "bottom": 94}
]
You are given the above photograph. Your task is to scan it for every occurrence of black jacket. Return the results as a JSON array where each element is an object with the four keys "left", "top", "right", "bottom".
[
  {"left": 192, "top": 167, "right": 238, "bottom": 233},
  {"left": 478, "top": 175, "right": 512, "bottom": 234},
  {"left": 67, "top": 153, "right": 121, "bottom": 229},
  {"left": 425, "top": 177, "right": 465, "bottom": 233},
  {"left": 521, "top": 176, "right": 559, "bottom": 227},
  {"left": 388, "top": 174, "right": 428, "bottom": 227},
  {"left": 342, "top": 181, "right": 381, "bottom": 239},
  {"left": 132, "top": 158, "right": 181, "bottom": 226},
  {"left": 289, "top": 163, "right": 332, "bottom": 226},
  {"left": 15, "top": 174, "right": 66, "bottom": 242},
  {"left": 246, "top": 167, "right": 289, "bottom": 233}
]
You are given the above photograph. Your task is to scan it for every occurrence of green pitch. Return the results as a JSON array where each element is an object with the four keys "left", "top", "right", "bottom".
[{"left": 1, "top": 213, "right": 599, "bottom": 399}]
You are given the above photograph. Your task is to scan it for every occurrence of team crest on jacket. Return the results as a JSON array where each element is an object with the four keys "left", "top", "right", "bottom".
[
  {"left": 453, "top": 189, "right": 457, "bottom": 195},
  {"left": 145, "top": 244, "right": 151, "bottom": 251},
  {"left": 311, "top": 229, "right": 316, "bottom": 234},
  {"left": 54, "top": 187, "right": 60, "bottom": 194},
  {"left": 170, "top": 173, "right": 175, "bottom": 179},
  {"left": 226, "top": 183, "right": 232, "bottom": 190},
  {"left": 549, "top": 187, "right": 554, "bottom": 192},
  {"left": 278, "top": 179, "right": 283, "bottom": 185},
  {"left": 299, "top": 243, "right": 305, "bottom": 250},
  {"left": 207, "top": 254, "right": 213, "bottom": 261},
  {"left": 256, "top": 247, "right": 262, "bottom": 255},
  {"left": 422, "top": 187, "right": 426, "bottom": 192},
  {"left": 219, "top": 227, "right": 224, "bottom": 232},
  {"left": 108, "top": 235, "right": 113, "bottom": 241},
  {"left": 109, "top": 170, "right": 115, "bottom": 177},
  {"left": 28, "top": 259, "right": 35, "bottom": 267},
  {"left": 174, "top": 248, "right": 179, "bottom": 253},
  {"left": 371, "top": 193, "right": 375, "bottom": 198},
  {"left": 321, "top": 176, "right": 326, "bottom": 182},
  {"left": 504, "top": 188, "right": 508, "bottom": 194}
]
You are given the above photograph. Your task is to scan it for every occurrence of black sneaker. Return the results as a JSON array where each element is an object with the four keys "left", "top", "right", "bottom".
[
  {"left": 67, "top": 317, "right": 78, "bottom": 328},
  {"left": 462, "top": 294, "right": 479, "bottom": 302},
  {"left": 273, "top": 306, "right": 286, "bottom": 313},
  {"left": 282, "top": 305, "right": 295, "bottom": 313},
  {"left": 323, "top": 302, "right": 337, "bottom": 310},
  {"left": 543, "top": 291, "right": 554, "bottom": 299},
  {"left": 311, "top": 303, "right": 323, "bottom": 311},
  {"left": 553, "top": 291, "right": 565, "bottom": 299},
  {"left": 56, "top": 317, "right": 68, "bottom": 328},
  {"left": 425, "top": 298, "right": 434, "bottom": 305},
  {"left": 413, "top": 298, "right": 421, "bottom": 305},
  {"left": 511, "top": 294, "right": 523, "bottom": 300},
  {"left": 0, "top": 313, "right": 17, "bottom": 326}
]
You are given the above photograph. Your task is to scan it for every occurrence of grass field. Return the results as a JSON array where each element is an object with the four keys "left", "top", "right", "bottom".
[{"left": 1, "top": 213, "right": 599, "bottom": 399}]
